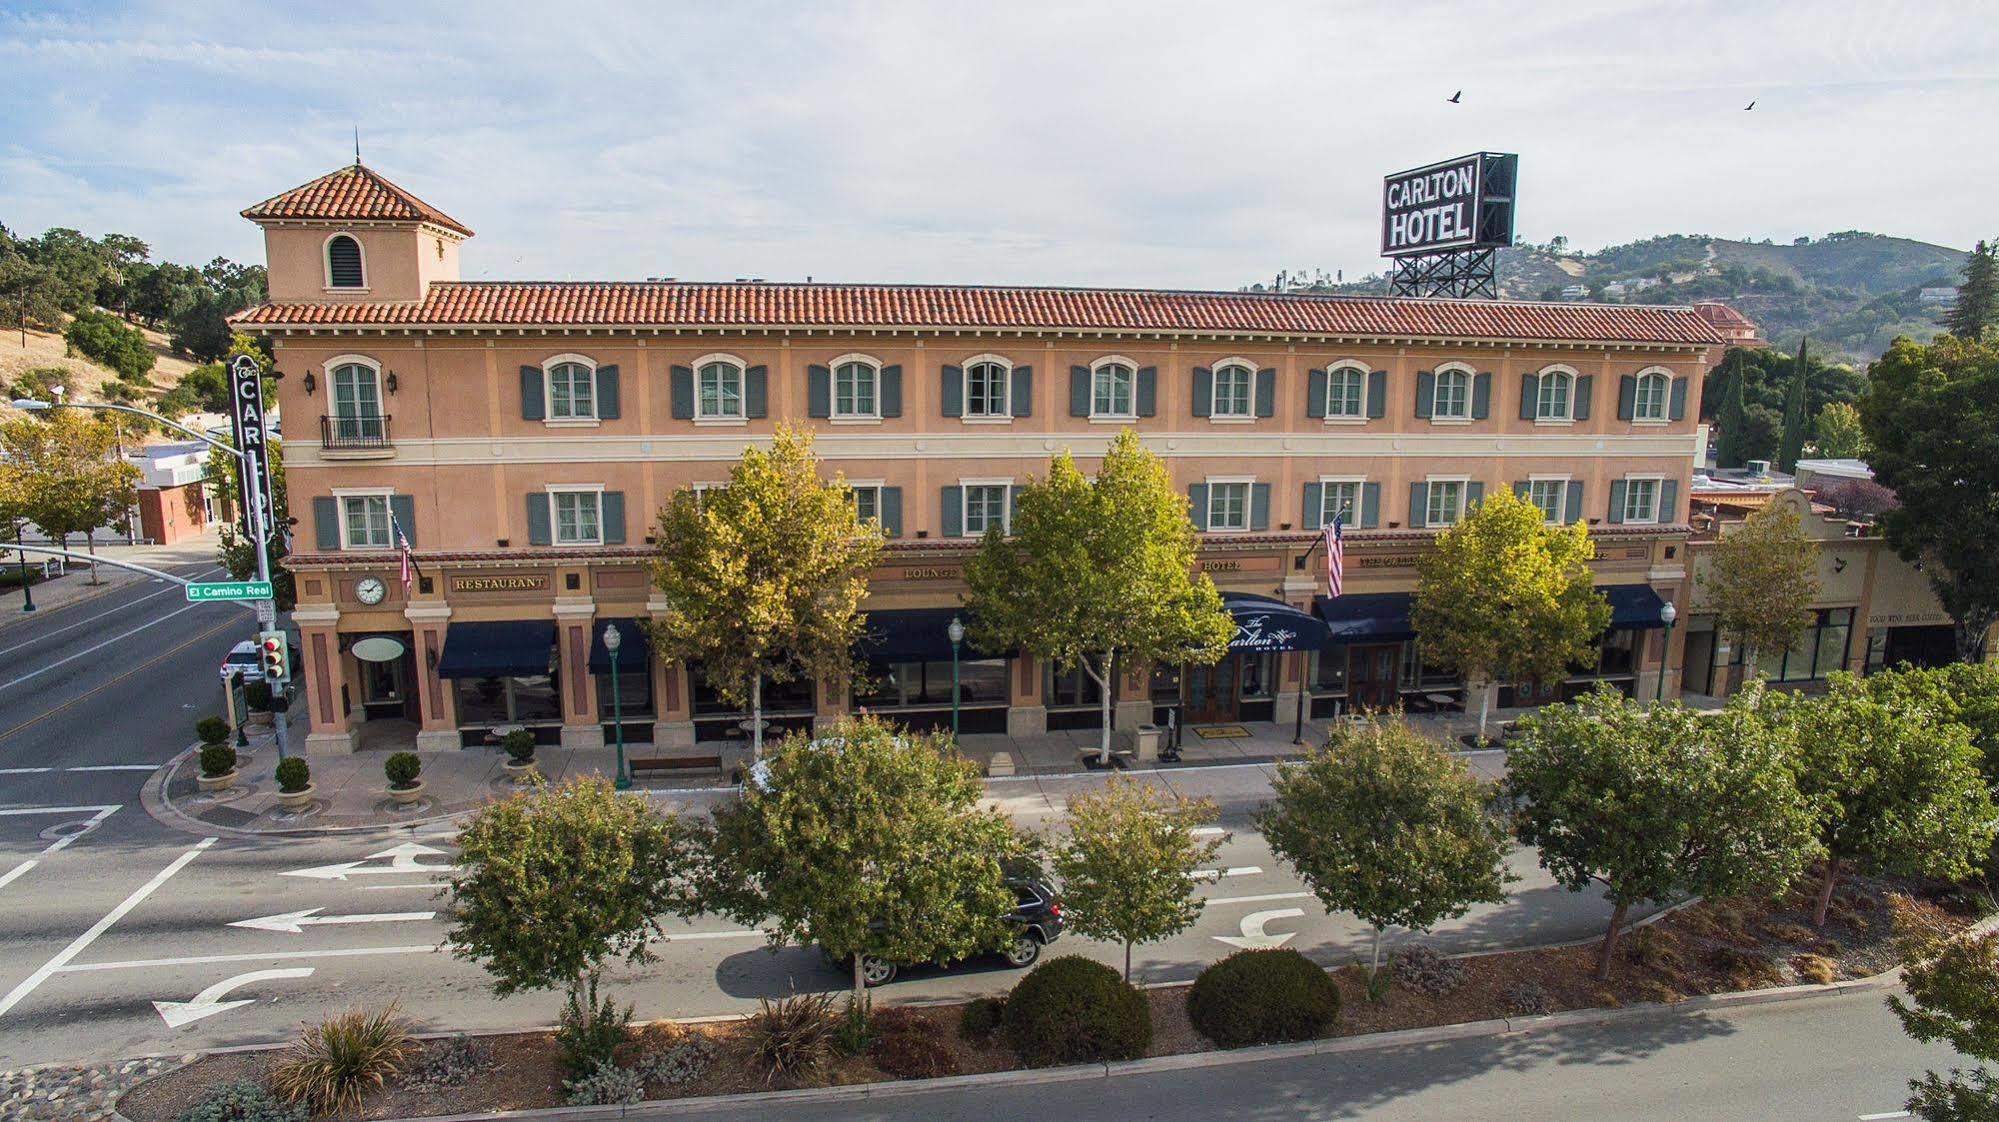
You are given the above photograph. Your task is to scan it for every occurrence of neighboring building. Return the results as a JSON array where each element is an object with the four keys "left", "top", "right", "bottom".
[
  {"left": 1691, "top": 301, "right": 1764, "bottom": 349},
  {"left": 1921, "top": 286, "right": 1956, "bottom": 305},
  {"left": 128, "top": 441, "right": 216, "bottom": 545},
  {"left": 1559, "top": 284, "right": 1590, "bottom": 300},
  {"left": 232, "top": 163, "right": 1724, "bottom": 760}
]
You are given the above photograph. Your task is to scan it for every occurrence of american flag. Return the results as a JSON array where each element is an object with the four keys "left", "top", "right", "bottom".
[
  {"left": 1323, "top": 514, "right": 1344, "bottom": 599},
  {"left": 393, "top": 515, "right": 416, "bottom": 594}
]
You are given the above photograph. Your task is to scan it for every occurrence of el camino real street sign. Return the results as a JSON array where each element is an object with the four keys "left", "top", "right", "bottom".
[{"left": 185, "top": 580, "right": 274, "bottom": 603}]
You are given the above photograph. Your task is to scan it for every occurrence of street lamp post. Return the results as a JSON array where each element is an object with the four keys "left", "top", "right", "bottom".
[
  {"left": 604, "top": 622, "right": 630, "bottom": 790},
  {"left": 1656, "top": 599, "right": 1678, "bottom": 703},
  {"left": 947, "top": 615, "right": 966, "bottom": 738},
  {"left": 12, "top": 521, "right": 33, "bottom": 612}
]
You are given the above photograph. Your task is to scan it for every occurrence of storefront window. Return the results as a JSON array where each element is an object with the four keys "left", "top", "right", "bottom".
[
  {"left": 1309, "top": 648, "right": 1348, "bottom": 693},
  {"left": 1755, "top": 608, "right": 1854, "bottom": 683},
  {"left": 456, "top": 674, "right": 561, "bottom": 726},
  {"left": 1401, "top": 644, "right": 1460, "bottom": 688},
  {"left": 595, "top": 669, "right": 654, "bottom": 719},
  {"left": 1238, "top": 653, "right": 1274, "bottom": 699},
  {"left": 1046, "top": 663, "right": 1106, "bottom": 708},
  {"left": 690, "top": 664, "right": 814, "bottom": 715},
  {"left": 1598, "top": 629, "right": 1638, "bottom": 677},
  {"left": 856, "top": 659, "right": 1008, "bottom": 709}
]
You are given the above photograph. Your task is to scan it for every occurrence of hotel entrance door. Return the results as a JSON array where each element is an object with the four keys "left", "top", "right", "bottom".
[
  {"left": 1185, "top": 654, "right": 1238, "bottom": 724},
  {"left": 1347, "top": 644, "right": 1400, "bottom": 712}
]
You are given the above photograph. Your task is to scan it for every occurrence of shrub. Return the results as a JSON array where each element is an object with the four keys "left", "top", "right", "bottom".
[
  {"left": 402, "top": 1034, "right": 492, "bottom": 1092},
  {"left": 1709, "top": 947, "right": 1782, "bottom": 989},
  {"left": 245, "top": 680, "right": 273, "bottom": 711},
  {"left": 745, "top": 992, "right": 836, "bottom": 1085},
  {"left": 958, "top": 996, "right": 1005, "bottom": 1039},
  {"left": 198, "top": 743, "right": 237, "bottom": 778},
  {"left": 195, "top": 716, "right": 231, "bottom": 746},
  {"left": 502, "top": 728, "right": 536, "bottom": 762},
  {"left": 385, "top": 751, "right": 422, "bottom": 789},
  {"left": 632, "top": 1036, "right": 716, "bottom": 1087},
  {"left": 562, "top": 1060, "right": 644, "bottom": 1106},
  {"left": 831, "top": 994, "right": 874, "bottom": 1057},
  {"left": 555, "top": 981, "right": 633, "bottom": 1078},
  {"left": 1622, "top": 926, "right": 1685, "bottom": 974},
  {"left": 173, "top": 1080, "right": 307, "bottom": 1122},
  {"left": 274, "top": 756, "right": 310, "bottom": 794},
  {"left": 65, "top": 309, "right": 155, "bottom": 380},
  {"left": 1501, "top": 981, "right": 1556, "bottom": 1017},
  {"left": 1003, "top": 955, "right": 1152, "bottom": 1066},
  {"left": 1187, "top": 949, "right": 1339, "bottom": 1048},
  {"left": 1791, "top": 952, "right": 1838, "bottom": 985},
  {"left": 269, "top": 1004, "right": 414, "bottom": 1115},
  {"left": 1391, "top": 945, "right": 1468, "bottom": 997}
]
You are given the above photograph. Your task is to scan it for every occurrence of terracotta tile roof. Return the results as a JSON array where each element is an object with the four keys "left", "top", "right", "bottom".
[
  {"left": 240, "top": 163, "right": 473, "bottom": 236},
  {"left": 235, "top": 282, "right": 1721, "bottom": 345}
]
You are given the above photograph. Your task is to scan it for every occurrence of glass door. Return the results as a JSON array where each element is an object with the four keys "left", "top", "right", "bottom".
[
  {"left": 1185, "top": 654, "right": 1239, "bottom": 723},
  {"left": 1347, "top": 644, "right": 1401, "bottom": 712}
]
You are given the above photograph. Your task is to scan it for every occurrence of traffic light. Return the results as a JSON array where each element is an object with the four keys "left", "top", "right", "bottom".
[{"left": 258, "top": 631, "right": 289, "bottom": 683}]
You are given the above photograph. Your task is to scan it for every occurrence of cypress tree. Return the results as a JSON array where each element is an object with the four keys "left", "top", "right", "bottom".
[
  {"left": 1942, "top": 239, "right": 1997, "bottom": 339},
  {"left": 1716, "top": 349, "right": 1748, "bottom": 469},
  {"left": 1777, "top": 338, "right": 1810, "bottom": 474}
]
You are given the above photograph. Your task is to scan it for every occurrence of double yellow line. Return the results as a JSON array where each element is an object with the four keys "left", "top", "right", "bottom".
[{"left": 0, "top": 615, "right": 250, "bottom": 748}]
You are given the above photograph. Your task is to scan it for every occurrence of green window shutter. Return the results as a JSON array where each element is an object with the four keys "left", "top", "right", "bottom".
[
  {"left": 1519, "top": 373, "right": 1540, "bottom": 420},
  {"left": 670, "top": 365, "right": 694, "bottom": 419},
  {"left": 1254, "top": 368, "right": 1276, "bottom": 417},
  {"left": 1408, "top": 482, "right": 1428, "bottom": 529},
  {"left": 1466, "top": 481, "right": 1485, "bottom": 508},
  {"left": 1607, "top": 479, "right": 1628, "bottom": 524},
  {"left": 940, "top": 365, "right": 962, "bottom": 418},
  {"left": 1366, "top": 370, "right": 1387, "bottom": 419},
  {"left": 880, "top": 487, "right": 902, "bottom": 538},
  {"left": 1191, "top": 367, "right": 1213, "bottom": 417},
  {"left": 1669, "top": 376, "right": 1689, "bottom": 421},
  {"left": 1414, "top": 371, "right": 1435, "bottom": 418},
  {"left": 1187, "top": 483, "right": 1208, "bottom": 530},
  {"left": 313, "top": 496, "right": 340, "bottom": 550},
  {"left": 526, "top": 493, "right": 552, "bottom": 545},
  {"left": 1069, "top": 366, "right": 1090, "bottom": 416},
  {"left": 880, "top": 364, "right": 902, "bottom": 417},
  {"left": 601, "top": 491, "right": 626, "bottom": 544},
  {"left": 808, "top": 364, "right": 832, "bottom": 418},
  {"left": 388, "top": 495, "right": 415, "bottom": 546},
  {"left": 519, "top": 365, "right": 546, "bottom": 421},
  {"left": 1565, "top": 480, "right": 1585, "bottom": 523},
  {"left": 1617, "top": 375, "right": 1637, "bottom": 420},
  {"left": 1513, "top": 480, "right": 1530, "bottom": 499},
  {"left": 1011, "top": 365, "right": 1032, "bottom": 417},
  {"left": 1249, "top": 483, "right": 1270, "bottom": 531},
  {"left": 595, "top": 365, "right": 620, "bottom": 419},
  {"left": 1301, "top": 482, "right": 1324, "bottom": 530},
  {"left": 1574, "top": 374, "right": 1594, "bottom": 420},
  {"left": 1660, "top": 479, "right": 1680, "bottom": 523},
  {"left": 1136, "top": 366, "right": 1157, "bottom": 416},
  {"left": 1471, "top": 372, "right": 1492, "bottom": 419},
  {"left": 744, "top": 365, "right": 768, "bottom": 418},
  {"left": 1360, "top": 482, "right": 1380, "bottom": 528},
  {"left": 940, "top": 487, "right": 962, "bottom": 538},
  {"left": 1306, "top": 368, "right": 1328, "bottom": 418}
]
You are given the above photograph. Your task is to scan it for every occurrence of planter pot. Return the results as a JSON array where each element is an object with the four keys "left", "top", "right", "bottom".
[
  {"left": 389, "top": 780, "right": 426, "bottom": 807},
  {"left": 196, "top": 769, "right": 238, "bottom": 793},
  {"left": 277, "top": 784, "right": 315, "bottom": 811}
]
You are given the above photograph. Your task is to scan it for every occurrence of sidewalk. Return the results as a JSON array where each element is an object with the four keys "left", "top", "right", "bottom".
[{"left": 0, "top": 533, "right": 224, "bottom": 627}]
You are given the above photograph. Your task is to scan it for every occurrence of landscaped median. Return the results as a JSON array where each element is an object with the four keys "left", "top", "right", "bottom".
[{"left": 113, "top": 875, "right": 1987, "bottom": 1122}]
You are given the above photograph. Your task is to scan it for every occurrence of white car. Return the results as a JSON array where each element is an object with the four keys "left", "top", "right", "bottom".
[{"left": 219, "top": 640, "right": 264, "bottom": 683}]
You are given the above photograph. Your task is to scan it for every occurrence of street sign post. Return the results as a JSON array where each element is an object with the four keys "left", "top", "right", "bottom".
[{"left": 185, "top": 580, "right": 274, "bottom": 603}]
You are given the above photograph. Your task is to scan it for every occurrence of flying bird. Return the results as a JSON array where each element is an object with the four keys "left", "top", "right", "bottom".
[
  {"left": 1447, "top": 90, "right": 1462, "bottom": 104},
  {"left": 1744, "top": 100, "right": 1756, "bottom": 110}
]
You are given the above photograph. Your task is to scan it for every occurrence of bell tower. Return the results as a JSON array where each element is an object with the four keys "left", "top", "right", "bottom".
[{"left": 240, "top": 163, "right": 472, "bottom": 304}]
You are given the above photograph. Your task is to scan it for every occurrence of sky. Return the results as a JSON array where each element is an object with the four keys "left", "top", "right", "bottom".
[{"left": 0, "top": 1, "right": 1993, "bottom": 290}]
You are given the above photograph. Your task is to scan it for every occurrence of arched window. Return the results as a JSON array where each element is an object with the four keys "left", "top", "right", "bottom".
[
  {"left": 1634, "top": 371, "right": 1670, "bottom": 420},
  {"left": 325, "top": 234, "right": 365, "bottom": 288},
  {"left": 963, "top": 356, "right": 1011, "bottom": 417},
  {"left": 1092, "top": 360, "right": 1135, "bottom": 417},
  {"left": 1327, "top": 365, "right": 1367, "bottom": 419},
  {"left": 328, "top": 358, "right": 383, "bottom": 443},
  {"left": 832, "top": 355, "right": 880, "bottom": 418},
  {"left": 1432, "top": 367, "right": 1471, "bottom": 419},
  {"left": 1211, "top": 362, "right": 1255, "bottom": 418},
  {"left": 698, "top": 358, "right": 746, "bottom": 419},
  {"left": 1536, "top": 370, "right": 1573, "bottom": 420},
  {"left": 546, "top": 358, "right": 596, "bottom": 420}
]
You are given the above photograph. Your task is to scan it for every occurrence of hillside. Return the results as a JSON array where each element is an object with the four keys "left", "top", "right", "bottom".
[
  {"left": 1264, "top": 232, "right": 1966, "bottom": 365},
  {"left": 0, "top": 322, "right": 196, "bottom": 426}
]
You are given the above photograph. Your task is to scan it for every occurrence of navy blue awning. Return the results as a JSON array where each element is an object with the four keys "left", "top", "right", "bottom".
[
  {"left": 1603, "top": 584, "right": 1669, "bottom": 629},
  {"left": 435, "top": 619, "right": 556, "bottom": 679},
  {"left": 588, "top": 618, "right": 652, "bottom": 675},
  {"left": 1313, "top": 592, "right": 1416, "bottom": 642},
  {"left": 1222, "top": 592, "right": 1330, "bottom": 652},
  {"left": 858, "top": 607, "right": 1003, "bottom": 663}
]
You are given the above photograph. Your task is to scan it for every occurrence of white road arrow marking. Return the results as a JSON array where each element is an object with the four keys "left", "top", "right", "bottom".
[
  {"left": 152, "top": 968, "right": 314, "bottom": 1027},
  {"left": 1186, "top": 866, "right": 1263, "bottom": 881},
  {"left": 229, "top": 907, "right": 436, "bottom": 934},
  {"left": 1213, "top": 908, "right": 1304, "bottom": 950},
  {"left": 282, "top": 842, "right": 451, "bottom": 881}
]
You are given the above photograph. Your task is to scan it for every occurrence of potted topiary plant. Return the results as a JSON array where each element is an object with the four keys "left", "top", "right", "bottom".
[
  {"left": 385, "top": 751, "right": 424, "bottom": 806},
  {"left": 245, "top": 680, "right": 274, "bottom": 725},
  {"left": 197, "top": 743, "right": 239, "bottom": 793},
  {"left": 275, "top": 755, "right": 314, "bottom": 811},
  {"left": 195, "top": 716, "right": 231, "bottom": 748},
  {"left": 501, "top": 729, "right": 537, "bottom": 782}
]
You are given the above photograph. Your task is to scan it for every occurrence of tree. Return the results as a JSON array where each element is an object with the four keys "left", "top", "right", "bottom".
[
  {"left": 1050, "top": 773, "right": 1222, "bottom": 981},
  {"left": 1701, "top": 500, "right": 1820, "bottom": 670},
  {"left": 1811, "top": 401, "right": 1869, "bottom": 458},
  {"left": 1260, "top": 714, "right": 1513, "bottom": 976},
  {"left": 1777, "top": 338, "right": 1811, "bottom": 473},
  {"left": 694, "top": 717, "right": 1027, "bottom": 1001},
  {"left": 0, "top": 408, "right": 137, "bottom": 581},
  {"left": 1410, "top": 487, "right": 1610, "bottom": 737},
  {"left": 966, "top": 429, "right": 1235, "bottom": 764},
  {"left": 1891, "top": 929, "right": 1999, "bottom": 1121},
  {"left": 1862, "top": 334, "right": 1999, "bottom": 661},
  {"left": 1716, "top": 349, "right": 1749, "bottom": 469},
  {"left": 63, "top": 309, "right": 154, "bottom": 381},
  {"left": 647, "top": 424, "right": 881, "bottom": 761},
  {"left": 1776, "top": 674, "right": 1997, "bottom": 927},
  {"left": 1943, "top": 239, "right": 1997, "bottom": 340},
  {"left": 208, "top": 426, "right": 295, "bottom": 612},
  {"left": 1702, "top": 344, "right": 1867, "bottom": 466},
  {"left": 445, "top": 777, "right": 693, "bottom": 1028},
  {"left": 1505, "top": 686, "right": 1818, "bottom": 980},
  {"left": 1813, "top": 477, "right": 1898, "bottom": 522}
]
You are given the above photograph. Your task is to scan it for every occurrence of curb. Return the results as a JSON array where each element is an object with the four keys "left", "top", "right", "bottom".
[{"left": 144, "top": 742, "right": 483, "bottom": 839}]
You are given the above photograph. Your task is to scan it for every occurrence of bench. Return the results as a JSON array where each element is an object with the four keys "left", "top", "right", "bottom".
[{"left": 628, "top": 755, "right": 723, "bottom": 776}]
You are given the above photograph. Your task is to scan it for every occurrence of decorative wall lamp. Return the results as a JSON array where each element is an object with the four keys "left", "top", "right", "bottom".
[
  {"left": 385, "top": 371, "right": 399, "bottom": 394},
  {"left": 301, "top": 371, "right": 317, "bottom": 395}
]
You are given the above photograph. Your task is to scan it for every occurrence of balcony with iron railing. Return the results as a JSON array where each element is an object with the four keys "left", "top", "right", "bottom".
[{"left": 320, "top": 413, "right": 395, "bottom": 459}]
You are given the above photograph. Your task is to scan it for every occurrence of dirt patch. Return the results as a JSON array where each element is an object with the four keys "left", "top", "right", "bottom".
[{"left": 119, "top": 874, "right": 1981, "bottom": 1121}]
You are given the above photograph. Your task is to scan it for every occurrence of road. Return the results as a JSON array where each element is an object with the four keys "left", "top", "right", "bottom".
[{"left": 660, "top": 988, "right": 1957, "bottom": 1122}]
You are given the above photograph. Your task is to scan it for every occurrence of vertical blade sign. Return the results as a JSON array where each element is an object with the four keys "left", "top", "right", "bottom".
[{"left": 228, "top": 354, "right": 275, "bottom": 542}]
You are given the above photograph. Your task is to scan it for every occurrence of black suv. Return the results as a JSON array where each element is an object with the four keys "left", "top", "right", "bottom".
[{"left": 851, "top": 877, "right": 1064, "bottom": 987}]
